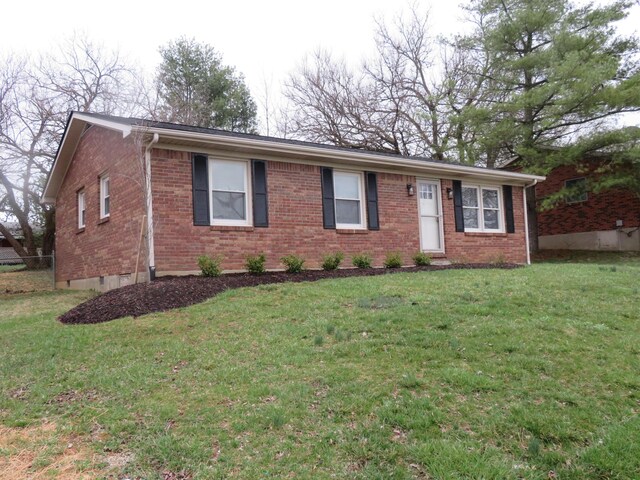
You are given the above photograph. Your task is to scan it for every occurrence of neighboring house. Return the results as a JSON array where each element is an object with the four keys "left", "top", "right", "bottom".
[
  {"left": 41, "top": 112, "right": 544, "bottom": 291},
  {"left": 534, "top": 162, "right": 640, "bottom": 251},
  {"left": 0, "top": 222, "right": 26, "bottom": 264}
]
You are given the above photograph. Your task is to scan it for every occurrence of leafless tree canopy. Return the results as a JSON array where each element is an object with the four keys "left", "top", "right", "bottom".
[
  {"left": 0, "top": 34, "right": 142, "bottom": 264},
  {"left": 281, "top": 8, "right": 493, "bottom": 163}
]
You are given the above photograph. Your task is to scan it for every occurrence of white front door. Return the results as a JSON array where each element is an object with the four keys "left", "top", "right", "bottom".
[{"left": 418, "top": 180, "right": 443, "bottom": 252}]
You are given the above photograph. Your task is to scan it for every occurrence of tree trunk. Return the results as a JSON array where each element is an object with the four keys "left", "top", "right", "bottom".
[
  {"left": 41, "top": 207, "right": 56, "bottom": 267},
  {"left": 0, "top": 222, "right": 39, "bottom": 268}
]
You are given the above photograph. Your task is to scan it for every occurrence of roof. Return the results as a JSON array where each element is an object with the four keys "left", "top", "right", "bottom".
[{"left": 41, "top": 112, "right": 546, "bottom": 204}]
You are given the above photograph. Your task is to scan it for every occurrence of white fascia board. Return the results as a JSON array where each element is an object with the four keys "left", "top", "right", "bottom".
[
  {"left": 41, "top": 113, "right": 134, "bottom": 204},
  {"left": 73, "top": 113, "right": 132, "bottom": 137},
  {"left": 138, "top": 126, "right": 546, "bottom": 185}
]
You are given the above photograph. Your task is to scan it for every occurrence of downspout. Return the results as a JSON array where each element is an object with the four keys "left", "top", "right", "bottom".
[
  {"left": 523, "top": 179, "right": 538, "bottom": 265},
  {"left": 145, "top": 133, "right": 159, "bottom": 281}
]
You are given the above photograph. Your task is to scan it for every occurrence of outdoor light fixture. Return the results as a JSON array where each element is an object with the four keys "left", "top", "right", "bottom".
[
  {"left": 446, "top": 187, "right": 454, "bottom": 200},
  {"left": 407, "top": 184, "right": 415, "bottom": 196}
]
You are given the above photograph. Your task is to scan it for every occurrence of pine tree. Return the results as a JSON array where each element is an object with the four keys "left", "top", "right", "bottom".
[
  {"left": 156, "top": 38, "right": 257, "bottom": 133},
  {"left": 460, "top": 0, "right": 640, "bottom": 181}
]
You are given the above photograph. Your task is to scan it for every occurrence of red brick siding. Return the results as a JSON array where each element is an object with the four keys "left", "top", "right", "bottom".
[
  {"left": 439, "top": 180, "right": 528, "bottom": 263},
  {"left": 151, "top": 150, "right": 528, "bottom": 271},
  {"left": 536, "top": 164, "right": 640, "bottom": 236},
  {"left": 55, "top": 126, "right": 145, "bottom": 282}
]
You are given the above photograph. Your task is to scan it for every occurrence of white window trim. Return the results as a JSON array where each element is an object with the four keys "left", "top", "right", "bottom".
[
  {"left": 334, "top": 170, "right": 366, "bottom": 230},
  {"left": 565, "top": 177, "right": 588, "bottom": 204},
  {"left": 209, "top": 158, "right": 252, "bottom": 226},
  {"left": 462, "top": 184, "right": 504, "bottom": 233},
  {"left": 99, "top": 175, "right": 110, "bottom": 219},
  {"left": 77, "top": 190, "right": 85, "bottom": 228}
]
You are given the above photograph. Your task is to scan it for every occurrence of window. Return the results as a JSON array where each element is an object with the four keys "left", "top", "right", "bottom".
[
  {"left": 420, "top": 183, "right": 434, "bottom": 200},
  {"left": 77, "top": 190, "right": 85, "bottom": 228},
  {"left": 333, "top": 171, "right": 365, "bottom": 228},
  {"left": 209, "top": 159, "right": 250, "bottom": 225},
  {"left": 462, "top": 185, "right": 502, "bottom": 232},
  {"left": 100, "top": 175, "right": 110, "bottom": 219},
  {"left": 565, "top": 177, "right": 587, "bottom": 203}
]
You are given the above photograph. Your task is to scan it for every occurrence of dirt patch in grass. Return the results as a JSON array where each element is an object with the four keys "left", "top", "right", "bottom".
[
  {"left": 0, "top": 269, "right": 53, "bottom": 294},
  {"left": 0, "top": 422, "right": 105, "bottom": 480},
  {"left": 47, "top": 390, "right": 101, "bottom": 406},
  {"left": 59, "top": 264, "right": 519, "bottom": 325}
]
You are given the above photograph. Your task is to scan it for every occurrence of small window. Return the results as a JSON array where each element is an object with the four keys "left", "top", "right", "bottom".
[
  {"left": 210, "top": 159, "right": 250, "bottom": 226},
  {"left": 462, "top": 185, "right": 502, "bottom": 232},
  {"left": 77, "top": 190, "right": 85, "bottom": 228},
  {"left": 420, "top": 183, "right": 434, "bottom": 200},
  {"left": 100, "top": 175, "right": 110, "bottom": 219},
  {"left": 565, "top": 177, "right": 587, "bottom": 203},
  {"left": 333, "top": 171, "right": 365, "bottom": 229}
]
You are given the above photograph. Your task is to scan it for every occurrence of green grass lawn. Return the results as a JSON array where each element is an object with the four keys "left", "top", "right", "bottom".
[
  {"left": 0, "top": 264, "right": 25, "bottom": 273},
  {"left": 1, "top": 262, "right": 639, "bottom": 479}
]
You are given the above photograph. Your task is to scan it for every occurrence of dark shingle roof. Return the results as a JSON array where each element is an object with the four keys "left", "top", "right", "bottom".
[{"left": 76, "top": 112, "right": 511, "bottom": 175}]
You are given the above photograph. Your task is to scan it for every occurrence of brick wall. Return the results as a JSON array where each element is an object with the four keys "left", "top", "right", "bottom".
[
  {"left": 439, "top": 180, "right": 528, "bottom": 263},
  {"left": 55, "top": 126, "right": 146, "bottom": 284},
  {"left": 151, "top": 150, "right": 529, "bottom": 271},
  {"left": 536, "top": 164, "right": 640, "bottom": 236},
  {"left": 55, "top": 128, "right": 531, "bottom": 286}
]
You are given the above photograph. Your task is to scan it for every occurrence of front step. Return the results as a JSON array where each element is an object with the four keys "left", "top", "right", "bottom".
[{"left": 431, "top": 259, "right": 452, "bottom": 266}]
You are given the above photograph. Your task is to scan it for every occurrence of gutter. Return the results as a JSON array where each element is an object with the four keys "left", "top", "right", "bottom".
[
  {"left": 132, "top": 126, "right": 545, "bottom": 185},
  {"left": 145, "top": 133, "right": 159, "bottom": 281},
  {"left": 523, "top": 179, "right": 538, "bottom": 265}
]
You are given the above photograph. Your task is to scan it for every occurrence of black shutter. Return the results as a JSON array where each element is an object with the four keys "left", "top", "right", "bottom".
[
  {"left": 365, "top": 172, "right": 379, "bottom": 230},
  {"left": 192, "top": 154, "right": 209, "bottom": 226},
  {"left": 503, "top": 185, "right": 515, "bottom": 233},
  {"left": 453, "top": 180, "right": 465, "bottom": 232},
  {"left": 321, "top": 167, "right": 335, "bottom": 229},
  {"left": 252, "top": 160, "right": 269, "bottom": 227}
]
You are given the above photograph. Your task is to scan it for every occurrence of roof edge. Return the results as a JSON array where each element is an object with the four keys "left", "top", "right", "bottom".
[
  {"left": 42, "top": 112, "right": 545, "bottom": 205},
  {"left": 134, "top": 124, "right": 545, "bottom": 184},
  {"left": 41, "top": 112, "right": 133, "bottom": 204}
]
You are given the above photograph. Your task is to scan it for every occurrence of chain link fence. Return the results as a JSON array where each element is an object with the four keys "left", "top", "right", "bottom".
[{"left": 0, "top": 254, "right": 55, "bottom": 293}]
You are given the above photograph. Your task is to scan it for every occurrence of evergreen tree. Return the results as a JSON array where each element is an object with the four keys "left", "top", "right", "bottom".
[
  {"left": 156, "top": 38, "right": 257, "bottom": 133},
  {"left": 460, "top": 0, "right": 640, "bottom": 189}
]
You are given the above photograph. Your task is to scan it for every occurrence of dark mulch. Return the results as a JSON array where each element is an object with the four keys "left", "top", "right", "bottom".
[{"left": 58, "top": 264, "right": 520, "bottom": 325}]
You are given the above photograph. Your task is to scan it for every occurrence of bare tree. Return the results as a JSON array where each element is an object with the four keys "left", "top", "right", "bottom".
[
  {"left": 284, "top": 50, "right": 407, "bottom": 153},
  {"left": 0, "top": 34, "right": 141, "bottom": 266},
  {"left": 257, "top": 73, "right": 278, "bottom": 136},
  {"left": 282, "top": 7, "right": 496, "bottom": 163}
]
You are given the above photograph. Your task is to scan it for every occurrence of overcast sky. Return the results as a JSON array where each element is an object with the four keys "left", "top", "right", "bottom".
[{"left": 2, "top": 0, "right": 638, "bottom": 131}]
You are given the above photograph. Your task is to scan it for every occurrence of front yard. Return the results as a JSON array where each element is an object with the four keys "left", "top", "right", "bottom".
[{"left": 1, "top": 261, "right": 638, "bottom": 479}]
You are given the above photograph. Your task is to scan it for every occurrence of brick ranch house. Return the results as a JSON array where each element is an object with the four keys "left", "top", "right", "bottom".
[
  {"left": 536, "top": 162, "right": 640, "bottom": 251},
  {"left": 41, "top": 112, "right": 544, "bottom": 291},
  {"left": 506, "top": 156, "right": 640, "bottom": 252}
]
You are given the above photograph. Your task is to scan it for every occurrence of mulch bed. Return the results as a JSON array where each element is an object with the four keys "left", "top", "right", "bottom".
[{"left": 58, "top": 264, "right": 520, "bottom": 325}]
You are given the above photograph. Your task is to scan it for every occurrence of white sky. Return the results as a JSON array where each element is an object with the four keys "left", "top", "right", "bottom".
[{"left": 2, "top": 0, "right": 638, "bottom": 132}]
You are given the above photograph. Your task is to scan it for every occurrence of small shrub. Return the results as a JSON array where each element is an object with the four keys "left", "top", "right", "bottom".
[
  {"left": 412, "top": 251, "right": 432, "bottom": 266},
  {"left": 383, "top": 252, "right": 403, "bottom": 268},
  {"left": 281, "top": 254, "right": 305, "bottom": 273},
  {"left": 321, "top": 252, "right": 344, "bottom": 271},
  {"left": 491, "top": 252, "right": 507, "bottom": 265},
  {"left": 326, "top": 324, "right": 336, "bottom": 335},
  {"left": 314, "top": 335, "right": 324, "bottom": 346},
  {"left": 352, "top": 253, "right": 373, "bottom": 269},
  {"left": 245, "top": 253, "right": 266, "bottom": 274},
  {"left": 197, "top": 255, "right": 222, "bottom": 277}
]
